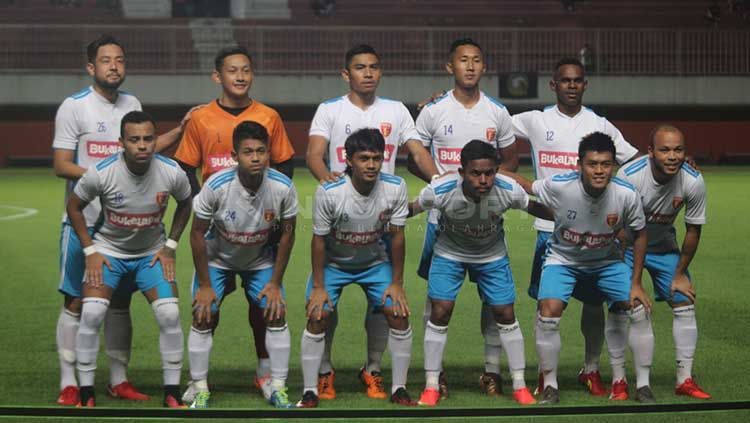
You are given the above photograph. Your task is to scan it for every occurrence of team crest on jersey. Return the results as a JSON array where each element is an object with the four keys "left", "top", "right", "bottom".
[
  {"left": 113, "top": 192, "right": 125, "bottom": 204},
  {"left": 264, "top": 209, "right": 276, "bottom": 223},
  {"left": 379, "top": 209, "right": 393, "bottom": 222},
  {"left": 155, "top": 191, "right": 169, "bottom": 207},
  {"left": 606, "top": 213, "right": 619, "bottom": 227},
  {"left": 672, "top": 196, "right": 684, "bottom": 209},
  {"left": 485, "top": 128, "right": 497, "bottom": 141},
  {"left": 380, "top": 122, "right": 392, "bottom": 138}
]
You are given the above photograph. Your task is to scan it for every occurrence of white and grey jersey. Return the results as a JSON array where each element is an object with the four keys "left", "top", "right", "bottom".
[
  {"left": 193, "top": 167, "right": 298, "bottom": 271},
  {"left": 53, "top": 87, "right": 142, "bottom": 226},
  {"left": 416, "top": 172, "right": 528, "bottom": 263},
  {"left": 74, "top": 153, "right": 191, "bottom": 259},
  {"left": 532, "top": 173, "right": 646, "bottom": 267},
  {"left": 617, "top": 157, "right": 706, "bottom": 253},
  {"left": 313, "top": 173, "right": 408, "bottom": 270}
]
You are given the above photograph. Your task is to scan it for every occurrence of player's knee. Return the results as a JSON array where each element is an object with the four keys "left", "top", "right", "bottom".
[
  {"left": 429, "top": 300, "right": 454, "bottom": 326},
  {"left": 490, "top": 304, "right": 515, "bottom": 324},
  {"left": 538, "top": 300, "right": 563, "bottom": 318},
  {"left": 64, "top": 295, "right": 82, "bottom": 314},
  {"left": 306, "top": 313, "right": 330, "bottom": 334},
  {"left": 611, "top": 301, "right": 631, "bottom": 312},
  {"left": 152, "top": 298, "right": 180, "bottom": 329},
  {"left": 80, "top": 298, "right": 109, "bottom": 328},
  {"left": 384, "top": 313, "right": 409, "bottom": 331}
]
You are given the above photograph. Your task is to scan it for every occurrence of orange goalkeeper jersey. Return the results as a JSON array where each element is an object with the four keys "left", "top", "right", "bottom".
[{"left": 174, "top": 99, "right": 295, "bottom": 182}]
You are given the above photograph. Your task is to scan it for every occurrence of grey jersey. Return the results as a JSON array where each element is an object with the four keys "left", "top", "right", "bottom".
[
  {"left": 193, "top": 167, "right": 298, "bottom": 271},
  {"left": 532, "top": 172, "right": 646, "bottom": 267},
  {"left": 74, "top": 153, "right": 191, "bottom": 259},
  {"left": 417, "top": 172, "right": 528, "bottom": 263},
  {"left": 313, "top": 173, "right": 408, "bottom": 270},
  {"left": 617, "top": 157, "right": 706, "bottom": 253}
]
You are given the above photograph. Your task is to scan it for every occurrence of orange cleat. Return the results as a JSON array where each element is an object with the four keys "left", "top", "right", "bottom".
[
  {"left": 107, "top": 381, "right": 150, "bottom": 401},
  {"left": 57, "top": 385, "right": 79, "bottom": 406},
  {"left": 675, "top": 378, "right": 712, "bottom": 399},
  {"left": 358, "top": 368, "right": 387, "bottom": 399},
  {"left": 418, "top": 387, "right": 440, "bottom": 407},
  {"left": 163, "top": 393, "right": 188, "bottom": 408},
  {"left": 317, "top": 369, "right": 336, "bottom": 400},
  {"left": 513, "top": 387, "right": 537, "bottom": 405},
  {"left": 578, "top": 369, "right": 608, "bottom": 397},
  {"left": 609, "top": 380, "right": 629, "bottom": 401}
]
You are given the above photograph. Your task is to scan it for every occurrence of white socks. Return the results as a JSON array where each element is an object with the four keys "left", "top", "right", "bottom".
[
  {"left": 388, "top": 326, "right": 412, "bottom": 394},
  {"left": 152, "top": 298, "right": 183, "bottom": 386},
  {"left": 57, "top": 308, "right": 80, "bottom": 390},
  {"left": 673, "top": 305, "right": 698, "bottom": 385},
  {"left": 581, "top": 303, "right": 605, "bottom": 373},
  {"left": 301, "top": 329, "right": 325, "bottom": 394},
  {"left": 188, "top": 326, "right": 213, "bottom": 382},
  {"left": 365, "top": 307, "right": 389, "bottom": 374},
  {"left": 605, "top": 310, "right": 629, "bottom": 382},
  {"left": 629, "top": 305, "right": 654, "bottom": 388},
  {"left": 497, "top": 320, "right": 527, "bottom": 390},
  {"left": 76, "top": 298, "right": 109, "bottom": 387},
  {"left": 481, "top": 304, "right": 502, "bottom": 374},
  {"left": 266, "top": 324, "right": 291, "bottom": 392},
  {"left": 534, "top": 313, "right": 561, "bottom": 389},
  {"left": 423, "top": 321, "right": 447, "bottom": 389},
  {"left": 104, "top": 307, "right": 132, "bottom": 387}
]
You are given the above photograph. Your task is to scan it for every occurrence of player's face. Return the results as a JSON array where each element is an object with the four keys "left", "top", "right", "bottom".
[
  {"left": 551, "top": 64, "right": 587, "bottom": 108},
  {"left": 578, "top": 150, "right": 614, "bottom": 192},
  {"left": 447, "top": 45, "right": 485, "bottom": 90},
  {"left": 460, "top": 158, "right": 496, "bottom": 198},
  {"left": 87, "top": 43, "right": 126, "bottom": 91},
  {"left": 213, "top": 54, "right": 253, "bottom": 99},
  {"left": 649, "top": 129, "right": 686, "bottom": 177},
  {"left": 347, "top": 150, "right": 383, "bottom": 183},
  {"left": 119, "top": 122, "right": 156, "bottom": 165},
  {"left": 233, "top": 138, "right": 268, "bottom": 177},
  {"left": 343, "top": 53, "right": 381, "bottom": 96}
]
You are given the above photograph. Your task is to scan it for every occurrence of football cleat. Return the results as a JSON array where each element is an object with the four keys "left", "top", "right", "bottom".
[
  {"left": 578, "top": 369, "right": 607, "bottom": 397},
  {"left": 190, "top": 391, "right": 210, "bottom": 409},
  {"left": 269, "top": 387, "right": 295, "bottom": 409},
  {"left": 389, "top": 387, "right": 417, "bottom": 406},
  {"left": 57, "top": 385, "right": 80, "bottom": 406},
  {"left": 254, "top": 374, "right": 271, "bottom": 392},
  {"left": 77, "top": 386, "right": 95, "bottom": 408},
  {"left": 438, "top": 371, "right": 449, "bottom": 399},
  {"left": 417, "top": 387, "right": 440, "bottom": 407},
  {"left": 296, "top": 390, "right": 320, "bottom": 408},
  {"left": 317, "top": 370, "right": 336, "bottom": 400},
  {"left": 513, "top": 387, "right": 537, "bottom": 405},
  {"left": 107, "top": 381, "right": 150, "bottom": 401},
  {"left": 478, "top": 372, "right": 502, "bottom": 396},
  {"left": 675, "top": 378, "right": 712, "bottom": 399},
  {"left": 539, "top": 385, "right": 559, "bottom": 405},
  {"left": 609, "top": 380, "right": 629, "bottom": 401},
  {"left": 358, "top": 368, "right": 387, "bottom": 399},
  {"left": 635, "top": 385, "right": 656, "bottom": 403}
]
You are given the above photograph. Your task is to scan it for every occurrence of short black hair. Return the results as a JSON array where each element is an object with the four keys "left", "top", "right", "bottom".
[
  {"left": 345, "top": 44, "right": 380, "bottom": 69},
  {"left": 649, "top": 123, "right": 684, "bottom": 148},
  {"left": 448, "top": 37, "right": 483, "bottom": 59},
  {"left": 232, "top": 120, "right": 269, "bottom": 152},
  {"left": 344, "top": 128, "right": 385, "bottom": 175},
  {"left": 120, "top": 110, "right": 155, "bottom": 137},
  {"left": 578, "top": 132, "right": 616, "bottom": 161},
  {"left": 214, "top": 45, "right": 252, "bottom": 71},
  {"left": 87, "top": 34, "right": 124, "bottom": 63},
  {"left": 554, "top": 57, "right": 584, "bottom": 79},
  {"left": 460, "top": 140, "right": 497, "bottom": 168}
]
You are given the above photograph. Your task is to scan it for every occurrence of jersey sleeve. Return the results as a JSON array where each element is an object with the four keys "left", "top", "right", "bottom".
[
  {"left": 173, "top": 116, "right": 203, "bottom": 168},
  {"left": 171, "top": 167, "right": 192, "bottom": 202},
  {"left": 389, "top": 182, "right": 409, "bottom": 227},
  {"left": 73, "top": 167, "right": 101, "bottom": 203},
  {"left": 397, "top": 103, "right": 420, "bottom": 147},
  {"left": 532, "top": 178, "right": 559, "bottom": 210},
  {"left": 415, "top": 108, "right": 434, "bottom": 147},
  {"left": 52, "top": 98, "right": 80, "bottom": 151},
  {"left": 495, "top": 107, "right": 516, "bottom": 149},
  {"left": 603, "top": 117, "right": 639, "bottom": 164},
  {"left": 308, "top": 103, "right": 333, "bottom": 139},
  {"left": 509, "top": 179, "right": 530, "bottom": 211},
  {"left": 684, "top": 174, "right": 707, "bottom": 225},
  {"left": 312, "top": 185, "right": 334, "bottom": 236},
  {"left": 624, "top": 191, "right": 647, "bottom": 231},
  {"left": 192, "top": 185, "right": 217, "bottom": 221},
  {"left": 511, "top": 111, "right": 532, "bottom": 139},
  {"left": 417, "top": 183, "right": 438, "bottom": 211},
  {"left": 281, "top": 185, "right": 299, "bottom": 219},
  {"left": 267, "top": 113, "right": 295, "bottom": 164}
]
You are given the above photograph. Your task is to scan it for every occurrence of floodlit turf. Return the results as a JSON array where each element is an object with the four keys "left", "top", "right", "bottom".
[{"left": 0, "top": 166, "right": 748, "bottom": 422}]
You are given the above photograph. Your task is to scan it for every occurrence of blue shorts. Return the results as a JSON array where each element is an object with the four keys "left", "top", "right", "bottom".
[
  {"left": 305, "top": 262, "right": 394, "bottom": 310},
  {"left": 58, "top": 224, "right": 135, "bottom": 298},
  {"left": 191, "top": 266, "right": 281, "bottom": 314},
  {"left": 538, "top": 262, "right": 630, "bottom": 309},
  {"left": 101, "top": 254, "right": 174, "bottom": 299},
  {"left": 624, "top": 249, "right": 691, "bottom": 304},
  {"left": 428, "top": 255, "right": 516, "bottom": 306},
  {"left": 527, "top": 231, "right": 551, "bottom": 300}
]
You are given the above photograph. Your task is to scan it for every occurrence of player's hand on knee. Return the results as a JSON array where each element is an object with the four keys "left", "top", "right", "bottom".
[
  {"left": 307, "top": 287, "right": 333, "bottom": 321},
  {"left": 259, "top": 283, "right": 286, "bottom": 322},
  {"left": 629, "top": 284, "right": 652, "bottom": 312},
  {"left": 192, "top": 286, "right": 217, "bottom": 324},
  {"left": 383, "top": 283, "right": 410, "bottom": 318},
  {"left": 84, "top": 252, "right": 111, "bottom": 288},
  {"left": 670, "top": 273, "right": 696, "bottom": 303},
  {"left": 151, "top": 246, "right": 176, "bottom": 281}
]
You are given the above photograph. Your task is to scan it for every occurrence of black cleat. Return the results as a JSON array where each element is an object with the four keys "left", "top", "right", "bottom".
[
  {"left": 389, "top": 387, "right": 417, "bottom": 406},
  {"left": 635, "top": 385, "right": 656, "bottom": 403},
  {"left": 296, "top": 390, "right": 319, "bottom": 408},
  {"left": 539, "top": 385, "right": 560, "bottom": 405}
]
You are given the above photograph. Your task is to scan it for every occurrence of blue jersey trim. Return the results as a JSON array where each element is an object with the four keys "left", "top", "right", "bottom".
[
  {"left": 117, "top": 90, "right": 133, "bottom": 97},
  {"left": 612, "top": 177, "right": 636, "bottom": 191},
  {"left": 551, "top": 171, "right": 579, "bottom": 182},
  {"left": 494, "top": 177, "right": 513, "bottom": 191},
  {"left": 95, "top": 153, "right": 119, "bottom": 171},
  {"left": 267, "top": 169, "right": 293, "bottom": 187},
  {"left": 322, "top": 96, "right": 344, "bottom": 104},
  {"left": 486, "top": 95, "right": 507, "bottom": 109},
  {"left": 423, "top": 93, "right": 449, "bottom": 108},
  {"left": 681, "top": 162, "right": 700, "bottom": 178},
  {"left": 70, "top": 87, "right": 91, "bottom": 100},
  {"left": 379, "top": 173, "right": 403, "bottom": 185},
  {"left": 322, "top": 179, "right": 346, "bottom": 191},
  {"left": 208, "top": 169, "right": 237, "bottom": 190},
  {"left": 378, "top": 96, "right": 399, "bottom": 103},
  {"left": 543, "top": 104, "right": 556, "bottom": 111},
  {"left": 624, "top": 157, "right": 648, "bottom": 175},
  {"left": 434, "top": 180, "right": 458, "bottom": 195},
  {"left": 154, "top": 154, "right": 178, "bottom": 168}
]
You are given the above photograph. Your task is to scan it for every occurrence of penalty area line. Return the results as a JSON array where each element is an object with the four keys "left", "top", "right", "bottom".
[
  {"left": 0, "top": 205, "right": 38, "bottom": 221},
  {"left": 0, "top": 401, "right": 748, "bottom": 419}
]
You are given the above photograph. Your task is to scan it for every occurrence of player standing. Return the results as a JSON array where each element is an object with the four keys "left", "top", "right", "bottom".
[
  {"left": 297, "top": 128, "right": 416, "bottom": 408},
  {"left": 306, "top": 44, "right": 437, "bottom": 400},
  {"left": 504, "top": 132, "right": 655, "bottom": 404},
  {"left": 173, "top": 45, "right": 296, "bottom": 390},
  {"left": 409, "top": 141, "right": 541, "bottom": 406},
  {"left": 617, "top": 124, "right": 711, "bottom": 399},
  {"left": 66, "top": 111, "right": 192, "bottom": 407},
  {"left": 52, "top": 34, "right": 194, "bottom": 405},
  {"left": 183, "top": 121, "right": 297, "bottom": 409},
  {"left": 413, "top": 38, "right": 518, "bottom": 397},
  {"left": 511, "top": 57, "right": 640, "bottom": 396}
]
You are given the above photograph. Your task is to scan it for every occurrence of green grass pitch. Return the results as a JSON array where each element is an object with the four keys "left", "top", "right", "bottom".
[{"left": 0, "top": 166, "right": 748, "bottom": 422}]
